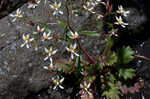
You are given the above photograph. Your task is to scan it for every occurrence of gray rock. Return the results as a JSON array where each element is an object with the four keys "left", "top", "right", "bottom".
[{"left": 0, "top": 1, "right": 105, "bottom": 99}]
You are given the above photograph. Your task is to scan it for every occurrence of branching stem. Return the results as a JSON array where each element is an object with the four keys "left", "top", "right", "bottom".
[{"left": 65, "top": 1, "right": 96, "bottom": 64}]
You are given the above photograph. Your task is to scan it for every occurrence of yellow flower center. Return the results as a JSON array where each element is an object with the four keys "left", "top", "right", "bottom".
[{"left": 23, "top": 37, "right": 29, "bottom": 41}]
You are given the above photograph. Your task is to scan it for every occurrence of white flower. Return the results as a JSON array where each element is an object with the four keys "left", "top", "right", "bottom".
[
  {"left": 49, "top": 2, "right": 63, "bottom": 15},
  {"left": 83, "top": 2, "right": 95, "bottom": 13},
  {"left": 83, "top": 0, "right": 105, "bottom": 13},
  {"left": 116, "top": 5, "right": 130, "bottom": 17},
  {"left": 70, "top": 31, "right": 79, "bottom": 39},
  {"left": 33, "top": 25, "right": 45, "bottom": 34},
  {"left": 44, "top": 47, "right": 57, "bottom": 61},
  {"left": 10, "top": 9, "right": 23, "bottom": 22},
  {"left": 109, "top": 28, "right": 118, "bottom": 37},
  {"left": 80, "top": 81, "right": 92, "bottom": 96},
  {"left": 114, "top": 16, "right": 128, "bottom": 28},
  {"left": 52, "top": 76, "right": 64, "bottom": 90},
  {"left": 66, "top": 43, "right": 79, "bottom": 59},
  {"left": 27, "top": 2, "right": 38, "bottom": 9},
  {"left": 42, "top": 32, "right": 52, "bottom": 41},
  {"left": 21, "top": 34, "right": 34, "bottom": 48}
]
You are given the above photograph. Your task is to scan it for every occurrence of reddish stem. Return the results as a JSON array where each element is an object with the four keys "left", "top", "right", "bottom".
[
  {"left": 65, "top": 2, "right": 96, "bottom": 64},
  {"left": 135, "top": 55, "right": 150, "bottom": 62}
]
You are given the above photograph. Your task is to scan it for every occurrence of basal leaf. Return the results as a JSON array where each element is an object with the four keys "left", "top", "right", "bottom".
[
  {"left": 118, "top": 46, "right": 135, "bottom": 64},
  {"left": 119, "top": 68, "right": 136, "bottom": 80},
  {"left": 55, "top": 59, "right": 74, "bottom": 73},
  {"left": 102, "top": 82, "right": 120, "bottom": 99},
  {"left": 106, "top": 52, "right": 117, "bottom": 66}
]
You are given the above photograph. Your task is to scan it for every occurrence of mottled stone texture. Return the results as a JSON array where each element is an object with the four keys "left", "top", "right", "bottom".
[
  {"left": 0, "top": 17, "right": 56, "bottom": 99},
  {"left": 0, "top": 1, "right": 105, "bottom": 99}
]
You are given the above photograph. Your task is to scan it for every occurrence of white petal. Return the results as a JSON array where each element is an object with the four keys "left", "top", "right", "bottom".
[
  {"left": 43, "top": 32, "right": 46, "bottom": 37},
  {"left": 43, "top": 66, "right": 48, "bottom": 70},
  {"left": 29, "top": 38, "right": 34, "bottom": 42},
  {"left": 114, "top": 22, "right": 119, "bottom": 25},
  {"left": 80, "top": 84, "right": 83, "bottom": 88},
  {"left": 44, "top": 48, "right": 49, "bottom": 53},
  {"left": 121, "top": 25, "right": 126, "bottom": 28},
  {"left": 12, "top": 18, "right": 17, "bottom": 22},
  {"left": 87, "top": 83, "right": 91, "bottom": 88},
  {"left": 26, "top": 44, "right": 30, "bottom": 48},
  {"left": 20, "top": 43, "right": 25, "bottom": 47},
  {"left": 53, "top": 11, "right": 56, "bottom": 15},
  {"left": 58, "top": 2, "right": 61, "bottom": 7},
  {"left": 53, "top": 85, "right": 57, "bottom": 90},
  {"left": 41, "top": 28, "right": 45, "bottom": 32},
  {"left": 123, "top": 22, "right": 128, "bottom": 25},
  {"left": 66, "top": 47, "right": 69, "bottom": 51},
  {"left": 60, "top": 78, "right": 64, "bottom": 83},
  {"left": 37, "top": 25, "right": 40, "bottom": 31},
  {"left": 115, "top": 16, "right": 119, "bottom": 21},
  {"left": 74, "top": 52, "right": 79, "bottom": 57},
  {"left": 59, "top": 85, "right": 64, "bottom": 89},
  {"left": 73, "top": 43, "right": 77, "bottom": 49},
  {"left": 44, "top": 56, "right": 49, "bottom": 61},
  {"left": 47, "top": 32, "right": 51, "bottom": 36},
  {"left": 10, "top": 14, "right": 15, "bottom": 17},
  {"left": 71, "top": 53, "right": 74, "bottom": 59},
  {"left": 50, "top": 57, "right": 53, "bottom": 63},
  {"left": 52, "top": 49, "right": 57, "bottom": 55},
  {"left": 59, "top": 11, "right": 63, "bottom": 15},
  {"left": 26, "top": 34, "right": 30, "bottom": 38}
]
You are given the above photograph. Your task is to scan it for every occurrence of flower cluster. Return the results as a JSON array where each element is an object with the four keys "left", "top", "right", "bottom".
[
  {"left": 83, "top": 0, "right": 105, "bottom": 14},
  {"left": 16, "top": 0, "right": 139, "bottom": 99},
  {"left": 108, "top": 5, "right": 130, "bottom": 36},
  {"left": 116, "top": 5, "right": 130, "bottom": 17},
  {"left": 114, "top": 5, "right": 129, "bottom": 28}
]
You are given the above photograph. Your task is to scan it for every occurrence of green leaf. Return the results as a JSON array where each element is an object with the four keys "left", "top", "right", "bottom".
[
  {"left": 102, "top": 83, "right": 120, "bottom": 99},
  {"left": 97, "top": 21, "right": 103, "bottom": 30},
  {"left": 78, "top": 30, "right": 100, "bottom": 37},
  {"left": 104, "top": 37, "right": 114, "bottom": 55},
  {"left": 57, "top": 20, "right": 67, "bottom": 27},
  {"left": 107, "top": 22, "right": 113, "bottom": 28},
  {"left": 55, "top": 59, "right": 74, "bottom": 73},
  {"left": 119, "top": 68, "right": 136, "bottom": 80},
  {"left": 75, "top": 56, "right": 81, "bottom": 75},
  {"left": 97, "top": 63, "right": 105, "bottom": 70},
  {"left": 109, "top": 74, "right": 116, "bottom": 83},
  {"left": 118, "top": 46, "right": 135, "bottom": 64},
  {"left": 45, "top": 28, "right": 52, "bottom": 33},
  {"left": 106, "top": 52, "right": 117, "bottom": 66}
]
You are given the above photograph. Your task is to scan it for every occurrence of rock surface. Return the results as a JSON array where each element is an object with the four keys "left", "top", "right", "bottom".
[
  {"left": 0, "top": 0, "right": 32, "bottom": 19},
  {"left": 0, "top": 1, "right": 105, "bottom": 99}
]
